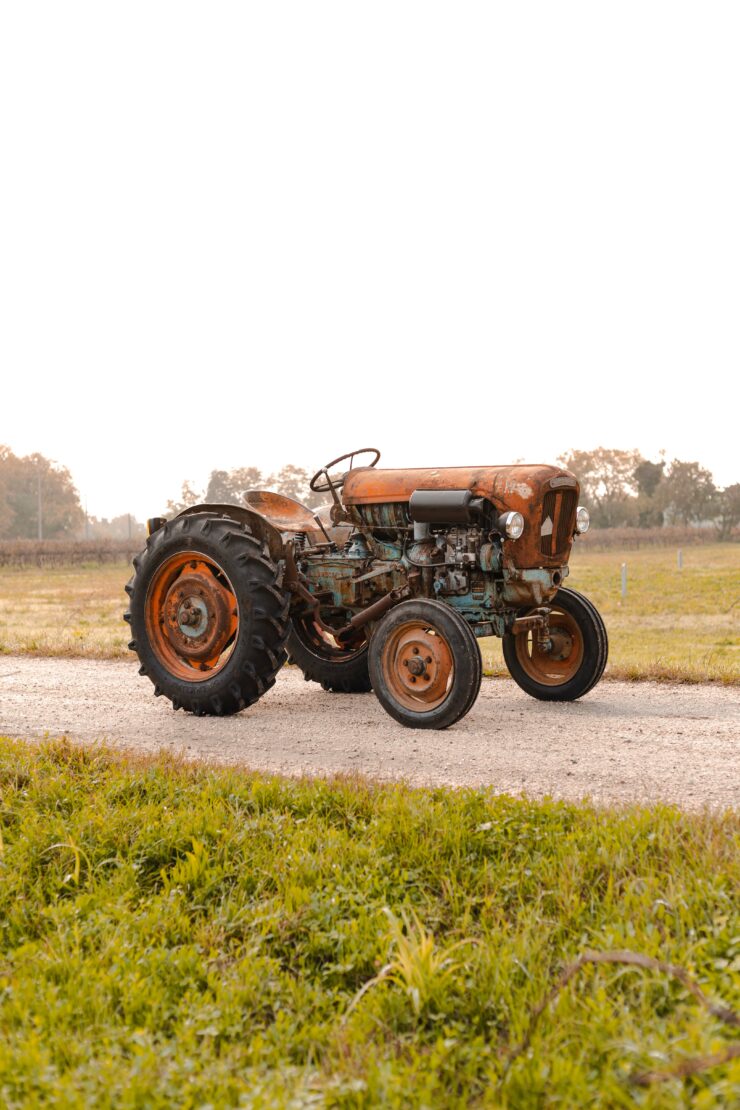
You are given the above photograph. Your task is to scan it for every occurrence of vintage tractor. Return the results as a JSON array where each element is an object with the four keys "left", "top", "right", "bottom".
[{"left": 125, "top": 449, "right": 607, "bottom": 729}]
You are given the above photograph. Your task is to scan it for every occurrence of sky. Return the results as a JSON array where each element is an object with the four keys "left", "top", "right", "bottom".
[{"left": 1, "top": 2, "right": 738, "bottom": 520}]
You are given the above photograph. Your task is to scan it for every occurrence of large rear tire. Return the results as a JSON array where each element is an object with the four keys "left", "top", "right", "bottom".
[
  {"left": 287, "top": 616, "right": 372, "bottom": 693},
  {"left": 502, "top": 587, "right": 608, "bottom": 701},
  {"left": 369, "top": 600, "right": 481, "bottom": 729},
  {"left": 124, "top": 515, "right": 289, "bottom": 715}
]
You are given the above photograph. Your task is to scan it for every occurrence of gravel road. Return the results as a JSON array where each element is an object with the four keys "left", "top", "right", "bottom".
[{"left": 1, "top": 656, "right": 738, "bottom": 809}]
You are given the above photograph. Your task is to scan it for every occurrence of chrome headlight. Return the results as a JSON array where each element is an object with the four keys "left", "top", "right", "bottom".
[
  {"left": 498, "top": 511, "right": 524, "bottom": 540},
  {"left": 575, "top": 506, "right": 590, "bottom": 534}
]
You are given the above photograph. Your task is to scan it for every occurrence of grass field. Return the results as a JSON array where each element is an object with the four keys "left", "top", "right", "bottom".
[
  {"left": 0, "top": 545, "right": 738, "bottom": 683},
  {"left": 0, "top": 562, "right": 129, "bottom": 660},
  {"left": 0, "top": 738, "right": 737, "bottom": 1107}
]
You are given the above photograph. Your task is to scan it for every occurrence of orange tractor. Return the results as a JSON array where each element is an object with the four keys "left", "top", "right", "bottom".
[{"left": 125, "top": 449, "right": 606, "bottom": 728}]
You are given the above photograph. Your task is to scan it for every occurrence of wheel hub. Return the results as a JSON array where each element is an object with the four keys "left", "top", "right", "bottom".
[
  {"left": 514, "top": 606, "right": 584, "bottom": 686},
  {"left": 177, "top": 596, "right": 209, "bottom": 636},
  {"left": 162, "top": 570, "right": 233, "bottom": 662},
  {"left": 391, "top": 627, "right": 451, "bottom": 704},
  {"left": 545, "top": 626, "right": 574, "bottom": 662}
]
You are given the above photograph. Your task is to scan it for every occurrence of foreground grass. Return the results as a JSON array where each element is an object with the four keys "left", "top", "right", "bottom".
[
  {"left": 0, "top": 739, "right": 738, "bottom": 1107},
  {"left": 0, "top": 545, "right": 738, "bottom": 683}
]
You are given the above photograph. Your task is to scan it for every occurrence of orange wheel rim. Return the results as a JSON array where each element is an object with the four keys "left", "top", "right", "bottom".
[
  {"left": 381, "top": 620, "right": 454, "bottom": 711},
  {"left": 144, "top": 551, "right": 239, "bottom": 681},
  {"left": 514, "top": 606, "right": 584, "bottom": 686}
]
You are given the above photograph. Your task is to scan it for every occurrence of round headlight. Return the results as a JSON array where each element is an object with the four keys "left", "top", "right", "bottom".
[
  {"left": 499, "top": 511, "right": 524, "bottom": 540},
  {"left": 575, "top": 506, "right": 590, "bottom": 534}
]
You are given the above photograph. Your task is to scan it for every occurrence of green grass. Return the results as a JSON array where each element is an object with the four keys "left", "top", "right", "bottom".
[
  {"left": 0, "top": 545, "right": 738, "bottom": 683},
  {"left": 1, "top": 738, "right": 738, "bottom": 1107}
]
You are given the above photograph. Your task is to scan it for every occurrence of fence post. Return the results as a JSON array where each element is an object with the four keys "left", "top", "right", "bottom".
[
  {"left": 621, "top": 562, "right": 627, "bottom": 599},
  {"left": 677, "top": 549, "right": 683, "bottom": 570}
]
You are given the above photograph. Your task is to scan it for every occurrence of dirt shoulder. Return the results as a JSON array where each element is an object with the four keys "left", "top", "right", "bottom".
[{"left": 1, "top": 656, "right": 738, "bottom": 810}]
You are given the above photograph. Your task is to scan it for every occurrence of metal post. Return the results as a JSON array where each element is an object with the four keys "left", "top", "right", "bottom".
[
  {"left": 677, "top": 549, "right": 683, "bottom": 570},
  {"left": 621, "top": 562, "right": 627, "bottom": 599}
]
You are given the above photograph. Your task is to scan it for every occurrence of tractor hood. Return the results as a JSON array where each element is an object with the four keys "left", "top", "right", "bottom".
[{"left": 342, "top": 464, "right": 580, "bottom": 569}]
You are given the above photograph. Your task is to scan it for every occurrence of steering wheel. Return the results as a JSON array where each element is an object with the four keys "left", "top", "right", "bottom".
[{"left": 310, "top": 448, "right": 381, "bottom": 493}]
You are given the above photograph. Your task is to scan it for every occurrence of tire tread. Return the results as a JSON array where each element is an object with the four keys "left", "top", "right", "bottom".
[{"left": 125, "top": 514, "right": 289, "bottom": 716}]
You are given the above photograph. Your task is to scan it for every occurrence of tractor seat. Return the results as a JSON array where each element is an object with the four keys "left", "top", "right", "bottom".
[{"left": 243, "top": 490, "right": 319, "bottom": 534}]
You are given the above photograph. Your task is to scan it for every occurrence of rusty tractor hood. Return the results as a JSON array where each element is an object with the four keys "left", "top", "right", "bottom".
[{"left": 343, "top": 464, "right": 580, "bottom": 568}]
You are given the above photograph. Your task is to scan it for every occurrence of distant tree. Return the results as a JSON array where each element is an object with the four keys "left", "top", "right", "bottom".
[
  {"left": 231, "top": 466, "right": 265, "bottom": 495},
  {"left": 204, "top": 470, "right": 239, "bottom": 505},
  {"left": 269, "top": 464, "right": 327, "bottom": 510},
  {"left": 0, "top": 453, "right": 11, "bottom": 539},
  {"left": 165, "top": 480, "right": 203, "bottom": 516},
  {"left": 715, "top": 483, "right": 740, "bottom": 540},
  {"left": 166, "top": 463, "right": 329, "bottom": 518},
  {"left": 269, "top": 465, "right": 303, "bottom": 505},
  {"left": 634, "top": 459, "right": 665, "bottom": 499},
  {"left": 557, "top": 447, "right": 643, "bottom": 528},
  {"left": 633, "top": 458, "right": 666, "bottom": 528},
  {"left": 205, "top": 467, "right": 264, "bottom": 505},
  {"left": 0, "top": 446, "right": 83, "bottom": 538},
  {"left": 85, "top": 514, "right": 146, "bottom": 540},
  {"left": 268, "top": 464, "right": 307, "bottom": 501},
  {"left": 657, "top": 459, "right": 717, "bottom": 525}
]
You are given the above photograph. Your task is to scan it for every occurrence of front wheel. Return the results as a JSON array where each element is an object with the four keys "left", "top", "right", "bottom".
[
  {"left": 502, "top": 587, "right": 608, "bottom": 701},
  {"left": 369, "top": 600, "right": 481, "bottom": 729}
]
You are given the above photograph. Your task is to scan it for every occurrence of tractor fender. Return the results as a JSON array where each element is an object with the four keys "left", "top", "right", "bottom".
[{"left": 175, "top": 504, "right": 284, "bottom": 563}]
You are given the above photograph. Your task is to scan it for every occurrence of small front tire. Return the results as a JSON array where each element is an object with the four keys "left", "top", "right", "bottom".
[
  {"left": 369, "top": 600, "right": 481, "bottom": 729},
  {"left": 502, "top": 587, "right": 608, "bottom": 701}
]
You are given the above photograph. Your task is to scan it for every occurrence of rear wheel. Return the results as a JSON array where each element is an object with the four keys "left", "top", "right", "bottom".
[
  {"left": 125, "top": 515, "right": 289, "bottom": 715},
  {"left": 502, "top": 587, "right": 608, "bottom": 701},
  {"left": 287, "top": 616, "right": 371, "bottom": 693},
  {"left": 369, "top": 600, "right": 481, "bottom": 729}
]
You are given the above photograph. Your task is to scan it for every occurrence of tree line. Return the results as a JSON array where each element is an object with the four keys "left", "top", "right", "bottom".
[
  {"left": 0, "top": 445, "right": 83, "bottom": 540},
  {"left": 0, "top": 445, "right": 146, "bottom": 542},
  {"left": 166, "top": 465, "right": 327, "bottom": 514},
  {"left": 557, "top": 448, "right": 740, "bottom": 539},
  {"left": 0, "top": 448, "right": 327, "bottom": 540},
  {"left": 1, "top": 444, "right": 738, "bottom": 540}
]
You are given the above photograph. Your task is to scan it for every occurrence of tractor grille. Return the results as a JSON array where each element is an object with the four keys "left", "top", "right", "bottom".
[{"left": 540, "top": 489, "right": 578, "bottom": 557}]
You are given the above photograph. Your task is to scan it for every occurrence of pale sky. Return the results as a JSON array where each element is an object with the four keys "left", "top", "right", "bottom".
[{"left": 1, "top": 2, "right": 738, "bottom": 520}]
